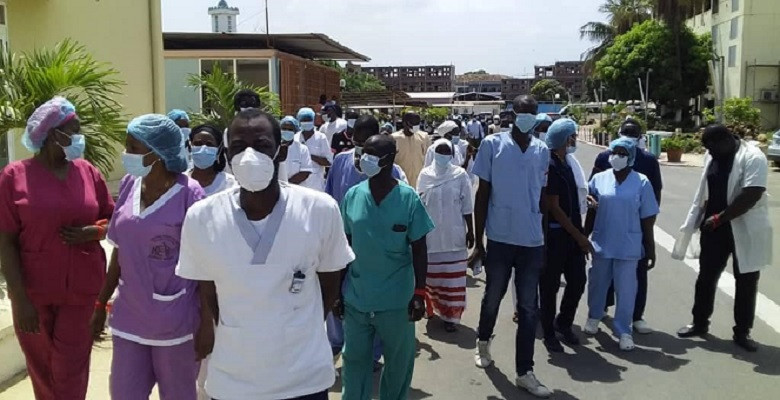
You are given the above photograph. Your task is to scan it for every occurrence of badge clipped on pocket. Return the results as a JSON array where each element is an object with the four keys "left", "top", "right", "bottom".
[{"left": 289, "top": 270, "right": 306, "bottom": 294}]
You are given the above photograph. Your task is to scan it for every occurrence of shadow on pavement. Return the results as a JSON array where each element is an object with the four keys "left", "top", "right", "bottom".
[
  {"left": 485, "top": 366, "right": 581, "bottom": 399},
  {"left": 466, "top": 274, "right": 486, "bottom": 288},
  {"left": 415, "top": 338, "right": 441, "bottom": 361},
  {"left": 422, "top": 318, "right": 478, "bottom": 350},
  {"left": 695, "top": 335, "right": 780, "bottom": 376},
  {"left": 593, "top": 333, "right": 690, "bottom": 372},
  {"left": 329, "top": 368, "right": 433, "bottom": 399},
  {"left": 546, "top": 341, "right": 627, "bottom": 383}
]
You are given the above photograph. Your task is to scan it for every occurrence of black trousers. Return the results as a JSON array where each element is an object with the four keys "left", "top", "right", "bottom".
[
  {"left": 605, "top": 259, "right": 648, "bottom": 321},
  {"left": 692, "top": 224, "right": 760, "bottom": 335},
  {"left": 539, "top": 229, "right": 586, "bottom": 337},
  {"left": 214, "top": 389, "right": 327, "bottom": 400}
]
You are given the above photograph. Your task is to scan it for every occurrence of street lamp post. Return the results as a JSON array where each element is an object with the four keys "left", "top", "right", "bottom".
[{"left": 645, "top": 68, "right": 653, "bottom": 123}]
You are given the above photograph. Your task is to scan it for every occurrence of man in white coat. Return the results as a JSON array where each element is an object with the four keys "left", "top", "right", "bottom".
[
  {"left": 673, "top": 125, "right": 772, "bottom": 352},
  {"left": 176, "top": 109, "right": 355, "bottom": 399}
]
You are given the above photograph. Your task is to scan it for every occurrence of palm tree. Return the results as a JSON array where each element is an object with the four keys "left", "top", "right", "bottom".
[
  {"left": 0, "top": 39, "right": 126, "bottom": 176},
  {"left": 186, "top": 63, "right": 281, "bottom": 131},
  {"left": 580, "top": 0, "right": 653, "bottom": 71}
]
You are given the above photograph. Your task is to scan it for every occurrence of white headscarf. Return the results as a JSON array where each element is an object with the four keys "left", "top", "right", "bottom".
[{"left": 417, "top": 139, "right": 465, "bottom": 192}]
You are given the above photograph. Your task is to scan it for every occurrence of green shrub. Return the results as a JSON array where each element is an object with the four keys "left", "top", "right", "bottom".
[{"left": 717, "top": 97, "right": 761, "bottom": 137}]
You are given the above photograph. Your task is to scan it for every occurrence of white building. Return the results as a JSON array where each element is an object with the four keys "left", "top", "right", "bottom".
[
  {"left": 208, "top": 0, "right": 239, "bottom": 33},
  {"left": 687, "top": 0, "right": 780, "bottom": 129}
]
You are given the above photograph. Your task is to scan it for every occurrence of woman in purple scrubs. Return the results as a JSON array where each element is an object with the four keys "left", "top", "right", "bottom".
[{"left": 90, "top": 114, "right": 205, "bottom": 400}]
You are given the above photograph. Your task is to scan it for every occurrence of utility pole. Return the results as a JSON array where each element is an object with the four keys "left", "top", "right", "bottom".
[
  {"left": 645, "top": 68, "right": 652, "bottom": 123},
  {"left": 265, "top": 0, "right": 270, "bottom": 48}
]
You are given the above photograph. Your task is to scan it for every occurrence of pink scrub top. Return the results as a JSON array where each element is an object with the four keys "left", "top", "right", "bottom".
[
  {"left": 0, "top": 159, "right": 115, "bottom": 306},
  {"left": 106, "top": 174, "right": 204, "bottom": 345}
]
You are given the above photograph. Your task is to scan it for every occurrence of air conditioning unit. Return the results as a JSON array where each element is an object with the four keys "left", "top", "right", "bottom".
[{"left": 759, "top": 89, "right": 778, "bottom": 102}]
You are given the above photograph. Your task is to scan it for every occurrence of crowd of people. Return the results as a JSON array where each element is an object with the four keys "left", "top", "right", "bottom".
[{"left": 0, "top": 92, "right": 772, "bottom": 400}]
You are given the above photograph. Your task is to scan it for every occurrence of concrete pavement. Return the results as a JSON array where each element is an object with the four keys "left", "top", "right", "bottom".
[{"left": 1, "top": 142, "right": 778, "bottom": 399}]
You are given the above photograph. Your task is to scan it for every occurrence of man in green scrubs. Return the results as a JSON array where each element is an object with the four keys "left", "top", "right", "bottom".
[{"left": 337, "top": 134, "right": 434, "bottom": 400}]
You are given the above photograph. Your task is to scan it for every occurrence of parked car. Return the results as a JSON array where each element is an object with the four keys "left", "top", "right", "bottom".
[{"left": 768, "top": 130, "right": 780, "bottom": 167}]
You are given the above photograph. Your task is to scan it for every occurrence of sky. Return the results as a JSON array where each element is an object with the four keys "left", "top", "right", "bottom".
[{"left": 162, "top": 0, "right": 607, "bottom": 78}]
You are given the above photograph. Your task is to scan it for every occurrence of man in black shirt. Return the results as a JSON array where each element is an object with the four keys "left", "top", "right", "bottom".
[
  {"left": 677, "top": 125, "right": 770, "bottom": 352},
  {"left": 331, "top": 110, "right": 358, "bottom": 154},
  {"left": 540, "top": 119, "right": 594, "bottom": 352}
]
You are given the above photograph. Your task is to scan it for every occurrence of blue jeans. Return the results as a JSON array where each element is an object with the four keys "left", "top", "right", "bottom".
[{"left": 477, "top": 240, "right": 544, "bottom": 375}]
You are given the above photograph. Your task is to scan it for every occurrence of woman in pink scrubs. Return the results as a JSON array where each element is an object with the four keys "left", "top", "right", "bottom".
[
  {"left": 0, "top": 97, "right": 115, "bottom": 400},
  {"left": 90, "top": 114, "right": 205, "bottom": 400}
]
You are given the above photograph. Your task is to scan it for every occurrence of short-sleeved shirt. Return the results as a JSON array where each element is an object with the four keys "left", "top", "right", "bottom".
[
  {"left": 296, "top": 131, "right": 333, "bottom": 191},
  {"left": 320, "top": 118, "right": 348, "bottom": 144},
  {"left": 176, "top": 184, "right": 354, "bottom": 399},
  {"left": 0, "top": 159, "right": 115, "bottom": 305},
  {"left": 283, "top": 140, "right": 315, "bottom": 181},
  {"left": 546, "top": 155, "right": 582, "bottom": 230},
  {"left": 392, "top": 130, "right": 430, "bottom": 188},
  {"left": 472, "top": 132, "right": 550, "bottom": 247},
  {"left": 106, "top": 174, "right": 205, "bottom": 345},
  {"left": 589, "top": 170, "right": 660, "bottom": 261},
  {"left": 330, "top": 131, "right": 354, "bottom": 154},
  {"left": 325, "top": 149, "right": 407, "bottom": 205},
  {"left": 593, "top": 148, "right": 663, "bottom": 201},
  {"left": 705, "top": 152, "right": 735, "bottom": 218},
  {"left": 341, "top": 182, "right": 435, "bottom": 312}
]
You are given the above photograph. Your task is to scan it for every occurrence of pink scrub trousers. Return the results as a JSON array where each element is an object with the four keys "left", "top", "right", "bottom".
[
  {"left": 110, "top": 336, "right": 199, "bottom": 400},
  {"left": 15, "top": 304, "right": 94, "bottom": 400}
]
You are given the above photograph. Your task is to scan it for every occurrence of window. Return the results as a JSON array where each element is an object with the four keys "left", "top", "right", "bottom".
[
  {"left": 712, "top": 25, "right": 718, "bottom": 45},
  {"left": 732, "top": 0, "right": 739, "bottom": 12},
  {"left": 730, "top": 18, "right": 739, "bottom": 39},
  {"left": 0, "top": 5, "right": 5, "bottom": 25},
  {"left": 728, "top": 45, "right": 737, "bottom": 67},
  {"left": 713, "top": 0, "right": 719, "bottom": 14}
]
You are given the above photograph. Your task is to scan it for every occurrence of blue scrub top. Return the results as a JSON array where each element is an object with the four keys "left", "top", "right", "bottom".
[
  {"left": 589, "top": 170, "right": 659, "bottom": 261},
  {"left": 325, "top": 150, "right": 405, "bottom": 205},
  {"left": 472, "top": 132, "right": 550, "bottom": 247},
  {"left": 593, "top": 148, "right": 662, "bottom": 201}
]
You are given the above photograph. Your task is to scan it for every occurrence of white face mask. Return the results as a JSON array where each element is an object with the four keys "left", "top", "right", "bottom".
[
  {"left": 322, "top": 115, "right": 331, "bottom": 123},
  {"left": 638, "top": 136, "right": 647, "bottom": 150},
  {"left": 231, "top": 148, "right": 277, "bottom": 192},
  {"left": 347, "top": 119, "right": 357, "bottom": 128},
  {"left": 411, "top": 124, "right": 420, "bottom": 132},
  {"left": 608, "top": 154, "right": 629, "bottom": 171}
]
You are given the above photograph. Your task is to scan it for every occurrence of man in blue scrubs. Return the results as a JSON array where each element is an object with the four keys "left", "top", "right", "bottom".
[
  {"left": 591, "top": 118, "right": 662, "bottom": 334},
  {"left": 471, "top": 95, "right": 552, "bottom": 398}
]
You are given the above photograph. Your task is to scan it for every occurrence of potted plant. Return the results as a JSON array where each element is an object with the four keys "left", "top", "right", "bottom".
[{"left": 662, "top": 135, "right": 685, "bottom": 162}]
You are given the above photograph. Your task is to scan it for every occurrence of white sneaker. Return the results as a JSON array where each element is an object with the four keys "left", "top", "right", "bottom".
[
  {"left": 583, "top": 318, "right": 600, "bottom": 335},
  {"left": 516, "top": 371, "right": 552, "bottom": 398},
  {"left": 619, "top": 334, "right": 635, "bottom": 351},
  {"left": 633, "top": 319, "right": 653, "bottom": 334},
  {"left": 474, "top": 339, "right": 493, "bottom": 368}
]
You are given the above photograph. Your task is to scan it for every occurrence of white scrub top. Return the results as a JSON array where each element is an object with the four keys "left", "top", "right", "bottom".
[
  {"left": 186, "top": 170, "right": 238, "bottom": 197},
  {"left": 296, "top": 131, "right": 332, "bottom": 192},
  {"left": 320, "top": 117, "right": 348, "bottom": 144},
  {"left": 176, "top": 184, "right": 355, "bottom": 400},
  {"left": 283, "top": 140, "right": 316, "bottom": 180}
]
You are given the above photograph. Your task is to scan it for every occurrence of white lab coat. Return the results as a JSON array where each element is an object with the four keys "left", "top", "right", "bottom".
[
  {"left": 296, "top": 131, "right": 332, "bottom": 192},
  {"left": 176, "top": 184, "right": 355, "bottom": 399},
  {"left": 672, "top": 141, "right": 772, "bottom": 273}
]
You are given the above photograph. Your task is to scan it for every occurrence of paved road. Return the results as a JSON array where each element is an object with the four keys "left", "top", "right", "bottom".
[{"left": 1, "top": 142, "right": 777, "bottom": 400}]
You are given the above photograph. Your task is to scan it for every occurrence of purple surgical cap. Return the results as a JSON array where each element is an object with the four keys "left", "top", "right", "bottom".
[{"left": 23, "top": 97, "right": 77, "bottom": 152}]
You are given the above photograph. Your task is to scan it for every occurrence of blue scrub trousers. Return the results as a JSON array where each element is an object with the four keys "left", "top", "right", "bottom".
[
  {"left": 587, "top": 257, "right": 638, "bottom": 336},
  {"left": 477, "top": 240, "right": 544, "bottom": 375}
]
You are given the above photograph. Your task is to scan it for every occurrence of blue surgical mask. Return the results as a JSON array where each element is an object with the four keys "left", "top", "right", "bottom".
[
  {"left": 281, "top": 130, "right": 296, "bottom": 142},
  {"left": 57, "top": 131, "right": 86, "bottom": 161},
  {"left": 450, "top": 136, "right": 461, "bottom": 145},
  {"left": 566, "top": 145, "right": 577, "bottom": 154},
  {"left": 514, "top": 113, "right": 537, "bottom": 133},
  {"left": 301, "top": 121, "right": 315, "bottom": 131},
  {"left": 434, "top": 153, "right": 452, "bottom": 168},
  {"left": 122, "top": 151, "right": 156, "bottom": 177},
  {"left": 191, "top": 145, "right": 218, "bottom": 169},
  {"left": 359, "top": 154, "right": 384, "bottom": 178}
]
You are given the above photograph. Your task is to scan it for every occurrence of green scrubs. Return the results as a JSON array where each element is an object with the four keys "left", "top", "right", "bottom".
[{"left": 340, "top": 181, "right": 434, "bottom": 400}]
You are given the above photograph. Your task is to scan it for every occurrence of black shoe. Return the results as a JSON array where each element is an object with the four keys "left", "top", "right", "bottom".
[
  {"left": 444, "top": 322, "right": 458, "bottom": 333},
  {"left": 556, "top": 328, "right": 581, "bottom": 346},
  {"left": 677, "top": 324, "right": 709, "bottom": 338},
  {"left": 733, "top": 334, "right": 759, "bottom": 352},
  {"left": 544, "top": 336, "right": 564, "bottom": 353}
]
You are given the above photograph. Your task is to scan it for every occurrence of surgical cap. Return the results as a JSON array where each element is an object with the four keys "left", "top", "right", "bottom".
[
  {"left": 280, "top": 115, "right": 300, "bottom": 131},
  {"left": 438, "top": 121, "right": 459, "bottom": 136},
  {"left": 23, "top": 97, "right": 77, "bottom": 152},
  {"left": 297, "top": 107, "right": 315, "bottom": 121},
  {"left": 536, "top": 113, "right": 552, "bottom": 123},
  {"left": 127, "top": 114, "right": 188, "bottom": 173},
  {"left": 609, "top": 136, "right": 637, "bottom": 167},
  {"left": 545, "top": 119, "right": 578, "bottom": 150},
  {"left": 381, "top": 122, "right": 395, "bottom": 131},
  {"left": 167, "top": 109, "right": 189, "bottom": 122}
]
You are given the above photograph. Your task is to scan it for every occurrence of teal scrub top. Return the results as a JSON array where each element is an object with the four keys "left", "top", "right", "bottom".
[{"left": 341, "top": 181, "right": 435, "bottom": 312}]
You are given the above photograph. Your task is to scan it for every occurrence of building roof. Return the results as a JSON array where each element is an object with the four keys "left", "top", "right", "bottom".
[
  {"left": 453, "top": 92, "right": 502, "bottom": 101},
  {"left": 163, "top": 32, "right": 370, "bottom": 61},
  {"left": 405, "top": 92, "right": 456, "bottom": 100},
  {"left": 455, "top": 74, "right": 511, "bottom": 84}
]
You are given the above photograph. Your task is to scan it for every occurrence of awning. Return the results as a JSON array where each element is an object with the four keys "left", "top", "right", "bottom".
[{"left": 163, "top": 32, "right": 370, "bottom": 61}]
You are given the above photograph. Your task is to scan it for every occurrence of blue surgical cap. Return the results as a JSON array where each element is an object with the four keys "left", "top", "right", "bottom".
[
  {"left": 297, "top": 107, "right": 315, "bottom": 121},
  {"left": 536, "top": 113, "right": 553, "bottom": 123},
  {"left": 280, "top": 115, "right": 300, "bottom": 131},
  {"left": 545, "top": 119, "right": 578, "bottom": 150},
  {"left": 382, "top": 122, "right": 394, "bottom": 131},
  {"left": 127, "top": 114, "right": 188, "bottom": 173},
  {"left": 609, "top": 136, "right": 637, "bottom": 167},
  {"left": 167, "top": 109, "right": 189, "bottom": 122}
]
